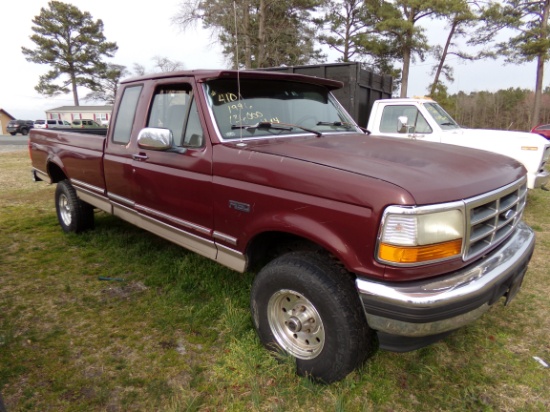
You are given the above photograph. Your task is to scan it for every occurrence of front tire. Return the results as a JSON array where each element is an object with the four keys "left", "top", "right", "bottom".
[
  {"left": 55, "top": 180, "right": 95, "bottom": 233},
  {"left": 251, "top": 252, "right": 374, "bottom": 383}
]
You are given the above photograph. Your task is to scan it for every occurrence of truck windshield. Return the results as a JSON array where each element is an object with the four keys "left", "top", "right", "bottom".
[
  {"left": 204, "top": 78, "right": 358, "bottom": 140},
  {"left": 424, "top": 102, "right": 460, "bottom": 130}
]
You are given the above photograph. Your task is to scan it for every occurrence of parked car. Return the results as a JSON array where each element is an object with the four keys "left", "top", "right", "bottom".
[
  {"left": 71, "top": 119, "right": 103, "bottom": 128},
  {"left": 530, "top": 124, "right": 550, "bottom": 140},
  {"left": 6, "top": 119, "right": 34, "bottom": 135},
  {"left": 34, "top": 119, "right": 71, "bottom": 129}
]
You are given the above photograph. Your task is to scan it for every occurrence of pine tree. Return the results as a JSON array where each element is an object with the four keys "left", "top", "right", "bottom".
[
  {"left": 22, "top": 1, "right": 118, "bottom": 106},
  {"left": 474, "top": 0, "right": 550, "bottom": 127},
  {"left": 429, "top": 1, "right": 494, "bottom": 96},
  {"left": 174, "top": 0, "right": 324, "bottom": 68},
  {"left": 315, "top": 0, "right": 401, "bottom": 86},
  {"left": 367, "top": 0, "right": 457, "bottom": 98}
]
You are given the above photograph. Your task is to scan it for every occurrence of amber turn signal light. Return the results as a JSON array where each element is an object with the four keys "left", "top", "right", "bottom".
[{"left": 378, "top": 239, "right": 463, "bottom": 264}]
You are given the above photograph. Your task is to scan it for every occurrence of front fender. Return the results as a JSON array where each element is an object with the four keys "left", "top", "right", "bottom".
[{"left": 239, "top": 199, "right": 378, "bottom": 278}]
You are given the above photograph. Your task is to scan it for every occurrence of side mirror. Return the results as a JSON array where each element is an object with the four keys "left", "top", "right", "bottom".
[
  {"left": 137, "top": 127, "right": 173, "bottom": 151},
  {"left": 397, "top": 116, "right": 413, "bottom": 133}
]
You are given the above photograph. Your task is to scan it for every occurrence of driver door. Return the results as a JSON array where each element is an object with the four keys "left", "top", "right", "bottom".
[{"left": 131, "top": 81, "right": 215, "bottom": 257}]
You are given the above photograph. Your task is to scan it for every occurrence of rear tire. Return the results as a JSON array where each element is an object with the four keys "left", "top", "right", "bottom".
[
  {"left": 55, "top": 180, "right": 95, "bottom": 233},
  {"left": 251, "top": 252, "right": 374, "bottom": 383},
  {"left": 21, "top": 128, "right": 29, "bottom": 136}
]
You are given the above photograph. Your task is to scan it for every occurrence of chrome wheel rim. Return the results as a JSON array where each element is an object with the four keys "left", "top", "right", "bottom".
[
  {"left": 267, "top": 289, "right": 325, "bottom": 360},
  {"left": 58, "top": 193, "right": 72, "bottom": 227}
]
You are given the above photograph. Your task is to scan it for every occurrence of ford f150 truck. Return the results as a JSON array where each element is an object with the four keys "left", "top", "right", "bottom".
[{"left": 29, "top": 70, "right": 535, "bottom": 383}]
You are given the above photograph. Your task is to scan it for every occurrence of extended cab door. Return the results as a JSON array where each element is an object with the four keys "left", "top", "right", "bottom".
[
  {"left": 105, "top": 79, "right": 215, "bottom": 259},
  {"left": 104, "top": 84, "right": 143, "bottom": 209},
  {"left": 377, "top": 104, "right": 439, "bottom": 142}
]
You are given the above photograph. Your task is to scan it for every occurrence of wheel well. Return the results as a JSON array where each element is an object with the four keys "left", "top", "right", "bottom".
[
  {"left": 246, "top": 232, "right": 319, "bottom": 271},
  {"left": 246, "top": 233, "right": 359, "bottom": 287},
  {"left": 247, "top": 231, "right": 350, "bottom": 272},
  {"left": 47, "top": 162, "right": 67, "bottom": 183}
]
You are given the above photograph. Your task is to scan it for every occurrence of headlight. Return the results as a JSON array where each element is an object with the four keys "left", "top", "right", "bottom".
[{"left": 377, "top": 204, "right": 465, "bottom": 266}]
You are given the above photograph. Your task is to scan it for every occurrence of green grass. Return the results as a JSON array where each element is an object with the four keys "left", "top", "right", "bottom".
[{"left": 1, "top": 150, "right": 549, "bottom": 411}]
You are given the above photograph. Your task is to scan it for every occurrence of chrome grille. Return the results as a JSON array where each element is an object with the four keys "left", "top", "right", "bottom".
[{"left": 464, "top": 178, "right": 528, "bottom": 261}]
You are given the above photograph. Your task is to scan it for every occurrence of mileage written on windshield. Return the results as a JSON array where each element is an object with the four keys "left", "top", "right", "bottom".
[{"left": 212, "top": 91, "right": 280, "bottom": 125}]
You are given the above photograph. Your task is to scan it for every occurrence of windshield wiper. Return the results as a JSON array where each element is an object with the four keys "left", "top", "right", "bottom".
[
  {"left": 316, "top": 121, "right": 353, "bottom": 129},
  {"left": 317, "top": 121, "right": 371, "bottom": 135},
  {"left": 232, "top": 121, "right": 322, "bottom": 137}
]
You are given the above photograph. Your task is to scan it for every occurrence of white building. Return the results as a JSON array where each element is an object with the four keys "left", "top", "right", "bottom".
[{"left": 45, "top": 105, "right": 113, "bottom": 125}]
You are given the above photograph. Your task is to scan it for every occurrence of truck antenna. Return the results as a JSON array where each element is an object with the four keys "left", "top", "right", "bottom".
[{"left": 233, "top": 1, "right": 243, "bottom": 141}]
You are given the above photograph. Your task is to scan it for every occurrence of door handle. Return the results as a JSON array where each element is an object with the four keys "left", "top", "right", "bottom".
[{"left": 132, "top": 153, "right": 148, "bottom": 161}]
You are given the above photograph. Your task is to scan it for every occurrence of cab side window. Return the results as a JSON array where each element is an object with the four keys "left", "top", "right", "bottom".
[
  {"left": 380, "top": 105, "right": 432, "bottom": 134},
  {"left": 147, "top": 84, "right": 204, "bottom": 148}
]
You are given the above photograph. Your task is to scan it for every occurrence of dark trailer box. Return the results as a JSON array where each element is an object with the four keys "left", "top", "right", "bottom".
[{"left": 262, "top": 62, "right": 393, "bottom": 128}]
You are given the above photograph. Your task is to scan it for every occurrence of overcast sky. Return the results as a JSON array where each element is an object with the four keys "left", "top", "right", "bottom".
[{"left": 0, "top": 0, "right": 543, "bottom": 121}]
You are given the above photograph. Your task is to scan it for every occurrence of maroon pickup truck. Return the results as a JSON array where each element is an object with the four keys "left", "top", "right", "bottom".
[{"left": 29, "top": 70, "right": 535, "bottom": 383}]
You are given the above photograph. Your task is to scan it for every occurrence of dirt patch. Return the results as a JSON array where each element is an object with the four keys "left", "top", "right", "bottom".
[{"left": 99, "top": 281, "right": 149, "bottom": 301}]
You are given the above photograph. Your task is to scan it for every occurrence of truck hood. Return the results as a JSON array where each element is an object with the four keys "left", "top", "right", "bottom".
[
  {"left": 229, "top": 133, "right": 526, "bottom": 205},
  {"left": 460, "top": 127, "right": 545, "bottom": 140},
  {"left": 442, "top": 128, "right": 550, "bottom": 160}
]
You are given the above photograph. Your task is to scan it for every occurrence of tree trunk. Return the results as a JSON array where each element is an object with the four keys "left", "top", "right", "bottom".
[
  {"left": 243, "top": 4, "right": 252, "bottom": 69},
  {"left": 71, "top": 74, "right": 79, "bottom": 106},
  {"left": 532, "top": 0, "right": 550, "bottom": 128},
  {"left": 431, "top": 19, "right": 457, "bottom": 96},
  {"left": 257, "top": 0, "right": 266, "bottom": 67},
  {"left": 533, "top": 55, "right": 544, "bottom": 128},
  {"left": 343, "top": 3, "right": 352, "bottom": 62},
  {"left": 401, "top": 47, "right": 410, "bottom": 98},
  {"left": 400, "top": 8, "right": 416, "bottom": 98}
]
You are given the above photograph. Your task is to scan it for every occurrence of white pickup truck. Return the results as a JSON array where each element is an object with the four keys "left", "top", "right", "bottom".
[{"left": 366, "top": 98, "right": 550, "bottom": 189}]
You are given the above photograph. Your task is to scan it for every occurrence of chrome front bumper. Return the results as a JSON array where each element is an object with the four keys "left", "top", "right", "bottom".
[
  {"left": 533, "top": 169, "right": 550, "bottom": 188},
  {"left": 356, "top": 221, "right": 535, "bottom": 351}
]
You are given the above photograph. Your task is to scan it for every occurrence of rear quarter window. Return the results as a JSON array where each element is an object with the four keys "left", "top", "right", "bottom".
[{"left": 112, "top": 85, "right": 143, "bottom": 144}]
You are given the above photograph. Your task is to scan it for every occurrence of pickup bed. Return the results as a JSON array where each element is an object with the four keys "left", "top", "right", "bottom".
[{"left": 30, "top": 70, "right": 535, "bottom": 383}]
